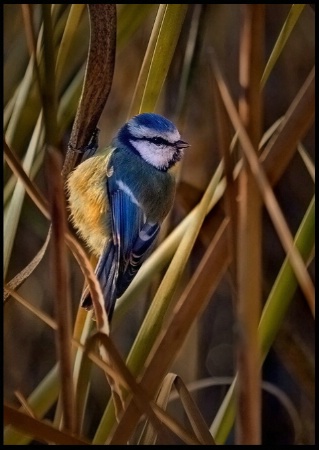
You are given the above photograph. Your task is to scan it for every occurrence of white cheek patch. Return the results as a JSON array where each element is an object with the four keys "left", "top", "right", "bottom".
[
  {"left": 116, "top": 180, "right": 141, "bottom": 207},
  {"left": 128, "top": 123, "right": 180, "bottom": 143},
  {"left": 130, "top": 139, "right": 173, "bottom": 169}
]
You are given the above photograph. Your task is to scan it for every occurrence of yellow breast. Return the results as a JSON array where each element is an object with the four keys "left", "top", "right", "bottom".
[{"left": 66, "top": 153, "right": 111, "bottom": 256}]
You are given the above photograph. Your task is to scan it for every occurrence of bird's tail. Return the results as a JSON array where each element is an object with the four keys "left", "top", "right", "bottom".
[{"left": 80, "top": 242, "right": 119, "bottom": 322}]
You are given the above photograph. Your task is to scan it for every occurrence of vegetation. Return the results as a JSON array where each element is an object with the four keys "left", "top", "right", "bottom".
[{"left": 4, "top": 4, "right": 314, "bottom": 445}]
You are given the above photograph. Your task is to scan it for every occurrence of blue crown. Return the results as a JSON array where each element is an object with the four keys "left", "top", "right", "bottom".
[{"left": 132, "top": 113, "right": 176, "bottom": 133}]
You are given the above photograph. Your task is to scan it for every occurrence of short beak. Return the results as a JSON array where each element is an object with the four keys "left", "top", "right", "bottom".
[{"left": 176, "top": 140, "right": 190, "bottom": 149}]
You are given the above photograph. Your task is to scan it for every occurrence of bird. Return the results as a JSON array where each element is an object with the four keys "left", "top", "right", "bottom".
[{"left": 66, "top": 112, "right": 189, "bottom": 322}]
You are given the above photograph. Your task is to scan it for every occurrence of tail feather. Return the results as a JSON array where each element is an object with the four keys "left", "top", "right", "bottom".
[{"left": 80, "top": 242, "right": 119, "bottom": 321}]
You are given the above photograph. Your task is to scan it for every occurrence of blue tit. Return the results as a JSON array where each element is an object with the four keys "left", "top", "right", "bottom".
[{"left": 67, "top": 113, "right": 189, "bottom": 322}]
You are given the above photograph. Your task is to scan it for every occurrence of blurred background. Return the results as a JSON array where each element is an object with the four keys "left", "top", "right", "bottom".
[{"left": 4, "top": 4, "right": 314, "bottom": 444}]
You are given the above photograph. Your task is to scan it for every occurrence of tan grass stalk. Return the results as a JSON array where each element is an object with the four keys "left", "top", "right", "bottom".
[
  {"left": 235, "top": 5, "right": 264, "bottom": 444},
  {"left": 4, "top": 403, "right": 89, "bottom": 445},
  {"left": 47, "top": 147, "right": 75, "bottom": 433}
]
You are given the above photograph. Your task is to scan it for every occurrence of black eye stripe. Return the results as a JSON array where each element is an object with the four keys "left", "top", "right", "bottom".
[
  {"left": 130, "top": 134, "right": 177, "bottom": 148},
  {"left": 146, "top": 136, "right": 173, "bottom": 146},
  {"left": 150, "top": 137, "right": 167, "bottom": 145}
]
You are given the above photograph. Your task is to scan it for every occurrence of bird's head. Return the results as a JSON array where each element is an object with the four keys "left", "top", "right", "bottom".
[{"left": 115, "top": 113, "right": 189, "bottom": 171}]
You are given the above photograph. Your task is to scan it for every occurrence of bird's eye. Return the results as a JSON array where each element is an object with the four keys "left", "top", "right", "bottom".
[{"left": 150, "top": 137, "right": 167, "bottom": 146}]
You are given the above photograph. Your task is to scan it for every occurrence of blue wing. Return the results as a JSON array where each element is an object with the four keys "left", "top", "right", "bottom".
[
  {"left": 106, "top": 172, "right": 160, "bottom": 319},
  {"left": 81, "top": 155, "right": 160, "bottom": 321},
  {"left": 115, "top": 217, "right": 160, "bottom": 298}
]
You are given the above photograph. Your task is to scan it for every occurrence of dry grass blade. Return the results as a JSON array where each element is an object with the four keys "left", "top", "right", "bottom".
[
  {"left": 3, "top": 139, "right": 50, "bottom": 219},
  {"left": 297, "top": 143, "right": 315, "bottom": 182},
  {"left": 47, "top": 147, "right": 75, "bottom": 433},
  {"left": 92, "top": 333, "right": 172, "bottom": 444},
  {"left": 138, "top": 373, "right": 215, "bottom": 445},
  {"left": 4, "top": 287, "right": 57, "bottom": 330},
  {"left": 259, "top": 117, "right": 283, "bottom": 149},
  {"left": 14, "top": 391, "right": 37, "bottom": 418},
  {"left": 211, "top": 68, "right": 237, "bottom": 286},
  {"left": 138, "top": 373, "right": 176, "bottom": 444},
  {"left": 4, "top": 230, "right": 51, "bottom": 302},
  {"left": 260, "top": 67, "right": 315, "bottom": 186},
  {"left": 91, "top": 334, "right": 203, "bottom": 445},
  {"left": 4, "top": 404, "right": 89, "bottom": 445},
  {"left": 211, "top": 57, "right": 315, "bottom": 317},
  {"left": 172, "top": 375, "right": 216, "bottom": 444},
  {"left": 64, "top": 234, "right": 110, "bottom": 336}
]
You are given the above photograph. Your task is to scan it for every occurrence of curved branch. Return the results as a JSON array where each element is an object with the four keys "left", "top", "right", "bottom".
[{"left": 62, "top": 4, "right": 116, "bottom": 179}]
